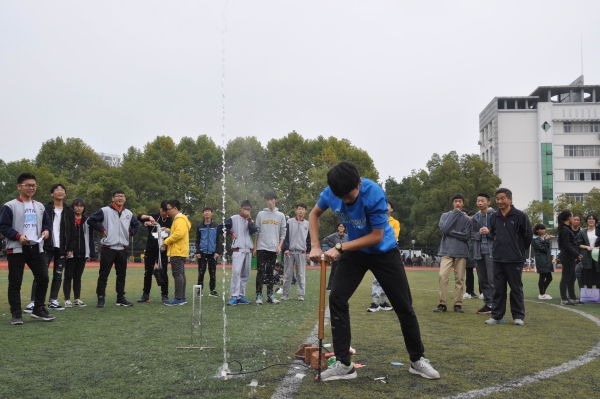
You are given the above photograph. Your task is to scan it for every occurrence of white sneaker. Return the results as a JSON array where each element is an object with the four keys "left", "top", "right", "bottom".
[
  {"left": 298, "top": 296, "right": 304, "bottom": 301},
  {"left": 74, "top": 299, "right": 87, "bottom": 307},
  {"left": 538, "top": 294, "right": 544, "bottom": 299},
  {"left": 23, "top": 302, "right": 35, "bottom": 314},
  {"left": 514, "top": 319, "right": 524, "bottom": 326},
  {"left": 409, "top": 357, "right": 440, "bottom": 380},
  {"left": 64, "top": 300, "right": 73, "bottom": 308},
  {"left": 318, "top": 361, "right": 357, "bottom": 381},
  {"left": 479, "top": 293, "right": 484, "bottom": 300},
  {"left": 543, "top": 294, "right": 552, "bottom": 300},
  {"left": 462, "top": 293, "right": 471, "bottom": 299},
  {"left": 275, "top": 288, "right": 283, "bottom": 294},
  {"left": 280, "top": 295, "right": 289, "bottom": 301}
]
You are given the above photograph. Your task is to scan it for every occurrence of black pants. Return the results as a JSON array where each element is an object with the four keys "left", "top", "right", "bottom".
[
  {"left": 465, "top": 268, "right": 475, "bottom": 295},
  {"left": 538, "top": 272, "right": 552, "bottom": 295},
  {"left": 559, "top": 255, "right": 577, "bottom": 300},
  {"left": 64, "top": 257, "right": 86, "bottom": 300},
  {"left": 256, "top": 250, "right": 276, "bottom": 296},
  {"left": 8, "top": 244, "right": 49, "bottom": 312},
  {"left": 327, "top": 260, "right": 339, "bottom": 290},
  {"left": 331, "top": 248, "right": 424, "bottom": 365},
  {"left": 197, "top": 252, "right": 217, "bottom": 291},
  {"left": 142, "top": 249, "right": 169, "bottom": 296},
  {"left": 96, "top": 247, "right": 128, "bottom": 298},
  {"left": 491, "top": 262, "right": 525, "bottom": 321},
  {"left": 31, "top": 247, "right": 65, "bottom": 302}
]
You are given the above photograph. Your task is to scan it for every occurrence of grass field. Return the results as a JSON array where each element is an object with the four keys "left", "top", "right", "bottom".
[{"left": 1, "top": 266, "right": 599, "bottom": 399}]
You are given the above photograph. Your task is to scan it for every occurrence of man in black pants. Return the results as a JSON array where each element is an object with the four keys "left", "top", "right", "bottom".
[
  {"left": 195, "top": 206, "right": 221, "bottom": 297},
  {"left": 0, "top": 172, "right": 55, "bottom": 324},
  {"left": 309, "top": 161, "right": 439, "bottom": 381},
  {"left": 88, "top": 190, "right": 140, "bottom": 308},
  {"left": 486, "top": 188, "right": 532, "bottom": 326},
  {"left": 136, "top": 200, "right": 172, "bottom": 303}
]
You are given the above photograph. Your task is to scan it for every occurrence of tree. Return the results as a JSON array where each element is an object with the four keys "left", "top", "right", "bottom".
[
  {"left": 384, "top": 176, "right": 417, "bottom": 248},
  {"left": 524, "top": 200, "right": 554, "bottom": 227},
  {"left": 553, "top": 194, "right": 585, "bottom": 219},
  {"left": 409, "top": 152, "right": 502, "bottom": 251},
  {"left": 34, "top": 137, "right": 107, "bottom": 184}
]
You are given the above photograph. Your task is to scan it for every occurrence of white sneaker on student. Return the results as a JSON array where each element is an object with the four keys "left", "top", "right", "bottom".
[
  {"left": 409, "top": 357, "right": 440, "bottom": 380},
  {"left": 318, "top": 361, "right": 357, "bottom": 381},
  {"left": 462, "top": 293, "right": 471, "bottom": 299}
]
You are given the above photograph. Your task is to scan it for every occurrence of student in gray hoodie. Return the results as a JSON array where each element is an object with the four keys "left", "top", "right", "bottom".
[
  {"left": 471, "top": 192, "right": 495, "bottom": 315},
  {"left": 435, "top": 193, "right": 471, "bottom": 313},
  {"left": 253, "top": 191, "right": 287, "bottom": 305}
]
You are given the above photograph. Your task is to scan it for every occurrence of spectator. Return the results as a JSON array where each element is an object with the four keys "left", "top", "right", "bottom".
[
  {"left": 195, "top": 206, "right": 221, "bottom": 298},
  {"left": 162, "top": 200, "right": 191, "bottom": 306},
  {"left": 323, "top": 223, "right": 347, "bottom": 292},
  {"left": 281, "top": 203, "right": 311, "bottom": 301},
  {"left": 532, "top": 223, "right": 553, "bottom": 300}
]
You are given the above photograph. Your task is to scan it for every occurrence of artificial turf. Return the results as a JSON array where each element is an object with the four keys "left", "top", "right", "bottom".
[{"left": 0, "top": 266, "right": 599, "bottom": 398}]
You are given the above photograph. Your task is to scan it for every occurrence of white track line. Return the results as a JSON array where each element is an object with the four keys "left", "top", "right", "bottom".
[
  {"left": 441, "top": 301, "right": 600, "bottom": 399},
  {"left": 271, "top": 307, "right": 330, "bottom": 399}
]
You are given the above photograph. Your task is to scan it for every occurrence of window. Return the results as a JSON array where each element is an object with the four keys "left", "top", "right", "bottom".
[
  {"left": 565, "top": 193, "right": 586, "bottom": 202},
  {"left": 565, "top": 169, "right": 600, "bottom": 181},
  {"left": 564, "top": 145, "right": 600, "bottom": 157},
  {"left": 563, "top": 121, "right": 600, "bottom": 133}
]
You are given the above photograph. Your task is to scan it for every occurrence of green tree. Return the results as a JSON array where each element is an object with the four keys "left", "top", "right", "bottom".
[
  {"left": 384, "top": 176, "right": 417, "bottom": 248},
  {"left": 409, "top": 152, "right": 501, "bottom": 251},
  {"left": 524, "top": 200, "right": 554, "bottom": 227},
  {"left": 553, "top": 194, "right": 585, "bottom": 219}
]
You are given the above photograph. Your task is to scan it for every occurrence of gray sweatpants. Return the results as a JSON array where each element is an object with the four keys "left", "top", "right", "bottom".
[
  {"left": 283, "top": 252, "right": 306, "bottom": 296},
  {"left": 170, "top": 256, "right": 187, "bottom": 300},
  {"left": 476, "top": 253, "right": 495, "bottom": 308},
  {"left": 371, "top": 275, "right": 387, "bottom": 302},
  {"left": 230, "top": 251, "right": 251, "bottom": 298}
]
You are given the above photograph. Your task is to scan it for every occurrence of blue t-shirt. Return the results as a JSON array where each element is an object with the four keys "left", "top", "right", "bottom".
[{"left": 316, "top": 178, "right": 397, "bottom": 254}]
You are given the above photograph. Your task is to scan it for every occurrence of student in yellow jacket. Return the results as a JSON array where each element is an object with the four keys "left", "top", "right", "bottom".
[{"left": 161, "top": 199, "right": 191, "bottom": 306}]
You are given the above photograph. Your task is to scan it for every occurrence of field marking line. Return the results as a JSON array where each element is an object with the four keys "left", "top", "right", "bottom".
[
  {"left": 440, "top": 300, "right": 600, "bottom": 399},
  {"left": 271, "top": 307, "right": 330, "bottom": 399}
]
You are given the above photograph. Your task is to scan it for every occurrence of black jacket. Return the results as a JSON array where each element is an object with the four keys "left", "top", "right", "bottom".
[
  {"left": 489, "top": 206, "right": 532, "bottom": 263},
  {"left": 72, "top": 214, "right": 96, "bottom": 259},
  {"left": 137, "top": 213, "right": 173, "bottom": 252},
  {"left": 43, "top": 202, "right": 76, "bottom": 254},
  {"left": 557, "top": 225, "right": 580, "bottom": 260}
]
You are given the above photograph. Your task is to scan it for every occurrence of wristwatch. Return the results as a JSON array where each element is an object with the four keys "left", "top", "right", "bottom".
[{"left": 335, "top": 243, "right": 344, "bottom": 253}]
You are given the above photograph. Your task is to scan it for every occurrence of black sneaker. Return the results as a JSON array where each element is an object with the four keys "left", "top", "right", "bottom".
[
  {"left": 11, "top": 310, "right": 23, "bottom": 325},
  {"left": 161, "top": 295, "right": 169, "bottom": 303},
  {"left": 367, "top": 303, "right": 380, "bottom": 312},
  {"left": 572, "top": 299, "right": 584, "bottom": 305},
  {"left": 209, "top": 291, "right": 219, "bottom": 298},
  {"left": 116, "top": 297, "right": 133, "bottom": 307},
  {"left": 97, "top": 296, "right": 106, "bottom": 308},
  {"left": 31, "top": 306, "right": 56, "bottom": 321},
  {"left": 476, "top": 305, "right": 492, "bottom": 314},
  {"left": 137, "top": 294, "right": 150, "bottom": 303},
  {"left": 48, "top": 302, "right": 65, "bottom": 311},
  {"left": 454, "top": 305, "right": 464, "bottom": 313},
  {"left": 433, "top": 304, "right": 447, "bottom": 312},
  {"left": 379, "top": 302, "right": 393, "bottom": 311}
]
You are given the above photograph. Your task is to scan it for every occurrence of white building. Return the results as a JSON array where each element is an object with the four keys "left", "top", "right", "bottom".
[
  {"left": 479, "top": 76, "right": 600, "bottom": 226},
  {"left": 99, "top": 152, "right": 122, "bottom": 167}
]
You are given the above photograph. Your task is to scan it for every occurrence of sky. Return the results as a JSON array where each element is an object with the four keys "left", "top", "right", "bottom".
[{"left": 1, "top": 0, "right": 600, "bottom": 183}]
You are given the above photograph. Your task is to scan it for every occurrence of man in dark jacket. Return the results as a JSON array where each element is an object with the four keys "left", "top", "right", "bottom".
[
  {"left": 26, "top": 183, "right": 76, "bottom": 312},
  {"left": 136, "top": 200, "right": 172, "bottom": 303},
  {"left": 486, "top": 188, "right": 532, "bottom": 326},
  {"left": 195, "top": 206, "right": 221, "bottom": 297}
]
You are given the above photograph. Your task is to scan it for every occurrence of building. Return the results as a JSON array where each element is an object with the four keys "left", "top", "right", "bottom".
[
  {"left": 99, "top": 152, "right": 122, "bottom": 167},
  {"left": 479, "top": 76, "right": 600, "bottom": 225}
]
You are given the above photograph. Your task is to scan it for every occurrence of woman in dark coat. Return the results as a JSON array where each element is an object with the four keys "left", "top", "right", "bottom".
[
  {"left": 532, "top": 223, "right": 553, "bottom": 299},
  {"left": 577, "top": 214, "right": 600, "bottom": 288},
  {"left": 557, "top": 210, "right": 583, "bottom": 305}
]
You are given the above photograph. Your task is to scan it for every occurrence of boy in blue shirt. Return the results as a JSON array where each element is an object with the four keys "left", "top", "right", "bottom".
[{"left": 309, "top": 161, "right": 440, "bottom": 381}]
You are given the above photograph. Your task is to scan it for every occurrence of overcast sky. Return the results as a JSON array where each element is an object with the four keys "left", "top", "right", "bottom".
[{"left": 1, "top": 0, "right": 599, "bottom": 183}]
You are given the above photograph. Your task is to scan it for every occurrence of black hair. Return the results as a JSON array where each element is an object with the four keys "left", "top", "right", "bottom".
[
  {"left": 586, "top": 214, "right": 598, "bottom": 224},
  {"left": 112, "top": 189, "right": 125, "bottom": 197},
  {"left": 240, "top": 200, "right": 252, "bottom": 209},
  {"left": 167, "top": 199, "right": 182, "bottom": 211},
  {"left": 71, "top": 197, "right": 86, "bottom": 214},
  {"left": 337, "top": 222, "right": 345, "bottom": 229},
  {"left": 557, "top": 210, "right": 572, "bottom": 227},
  {"left": 202, "top": 206, "right": 213, "bottom": 212},
  {"left": 467, "top": 210, "right": 476, "bottom": 216},
  {"left": 263, "top": 191, "right": 278, "bottom": 200},
  {"left": 452, "top": 193, "right": 465, "bottom": 202},
  {"left": 387, "top": 200, "right": 394, "bottom": 210},
  {"left": 495, "top": 188, "right": 513, "bottom": 199},
  {"left": 572, "top": 214, "right": 582, "bottom": 222},
  {"left": 160, "top": 200, "right": 169, "bottom": 211},
  {"left": 534, "top": 223, "right": 546, "bottom": 234},
  {"left": 327, "top": 161, "right": 361, "bottom": 198},
  {"left": 295, "top": 203, "right": 307, "bottom": 210},
  {"left": 17, "top": 172, "right": 36, "bottom": 184},
  {"left": 50, "top": 183, "right": 66, "bottom": 194},
  {"left": 477, "top": 192, "right": 490, "bottom": 200}
]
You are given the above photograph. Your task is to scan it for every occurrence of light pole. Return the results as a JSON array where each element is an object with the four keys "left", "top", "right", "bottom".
[{"left": 411, "top": 239, "right": 415, "bottom": 259}]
